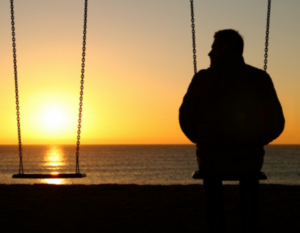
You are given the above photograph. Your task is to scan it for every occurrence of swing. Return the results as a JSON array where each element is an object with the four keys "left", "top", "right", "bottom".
[
  {"left": 11, "top": 0, "right": 88, "bottom": 179},
  {"left": 190, "top": 0, "right": 271, "bottom": 181}
]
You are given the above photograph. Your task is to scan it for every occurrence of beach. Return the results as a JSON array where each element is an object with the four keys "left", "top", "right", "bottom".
[{"left": 0, "top": 184, "right": 299, "bottom": 233}]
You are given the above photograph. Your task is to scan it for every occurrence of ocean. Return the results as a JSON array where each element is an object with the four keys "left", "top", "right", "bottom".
[{"left": 0, "top": 145, "right": 299, "bottom": 185}]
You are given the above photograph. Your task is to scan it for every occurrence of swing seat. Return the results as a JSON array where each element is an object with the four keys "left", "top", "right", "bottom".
[
  {"left": 12, "top": 173, "right": 86, "bottom": 179},
  {"left": 192, "top": 169, "right": 267, "bottom": 181}
]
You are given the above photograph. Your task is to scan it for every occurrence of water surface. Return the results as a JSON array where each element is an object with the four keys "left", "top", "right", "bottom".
[{"left": 0, "top": 145, "right": 299, "bottom": 185}]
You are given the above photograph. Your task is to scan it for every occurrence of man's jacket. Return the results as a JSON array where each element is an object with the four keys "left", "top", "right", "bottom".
[{"left": 179, "top": 56, "right": 285, "bottom": 172}]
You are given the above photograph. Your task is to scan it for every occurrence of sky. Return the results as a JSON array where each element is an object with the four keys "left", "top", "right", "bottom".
[{"left": 0, "top": 0, "right": 299, "bottom": 145}]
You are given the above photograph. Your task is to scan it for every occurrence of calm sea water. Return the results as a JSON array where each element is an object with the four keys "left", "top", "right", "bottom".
[{"left": 0, "top": 145, "right": 299, "bottom": 185}]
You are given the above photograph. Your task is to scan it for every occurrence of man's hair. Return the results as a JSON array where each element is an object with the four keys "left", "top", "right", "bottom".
[{"left": 214, "top": 29, "right": 244, "bottom": 55}]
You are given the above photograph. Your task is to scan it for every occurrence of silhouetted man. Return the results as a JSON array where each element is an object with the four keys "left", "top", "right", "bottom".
[{"left": 179, "top": 29, "right": 284, "bottom": 233}]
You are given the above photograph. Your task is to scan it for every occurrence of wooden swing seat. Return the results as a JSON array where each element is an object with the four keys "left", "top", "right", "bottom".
[{"left": 12, "top": 173, "right": 86, "bottom": 179}]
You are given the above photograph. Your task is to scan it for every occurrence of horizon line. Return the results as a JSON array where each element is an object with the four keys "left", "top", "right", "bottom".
[{"left": 0, "top": 143, "right": 298, "bottom": 146}]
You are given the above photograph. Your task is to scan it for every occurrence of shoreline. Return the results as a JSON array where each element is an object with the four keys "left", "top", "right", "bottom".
[{"left": 0, "top": 184, "right": 299, "bottom": 232}]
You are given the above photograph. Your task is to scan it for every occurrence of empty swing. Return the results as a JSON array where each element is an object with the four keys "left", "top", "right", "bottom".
[
  {"left": 190, "top": 0, "right": 271, "bottom": 180},
  {"left": 11, "top": 0, "right": 88, "bottom": 179}
]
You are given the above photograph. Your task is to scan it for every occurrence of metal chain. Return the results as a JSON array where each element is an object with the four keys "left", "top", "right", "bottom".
[
  {"left": 190, "top": 0, "right": 197, "bottom": 75},
  {"left": 10, "top": 0, "right": 24, "bottom": 175},
  {"left": 76, "top": 0, "right": 88, "bottom": 174},
  {"left": 264, "top": 0, "right": 271, "bottom": 72}
]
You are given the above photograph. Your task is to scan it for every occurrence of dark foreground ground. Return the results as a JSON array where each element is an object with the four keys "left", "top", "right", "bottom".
[{"left": 0, "top": 184, "right": 299, "bottom": 233}]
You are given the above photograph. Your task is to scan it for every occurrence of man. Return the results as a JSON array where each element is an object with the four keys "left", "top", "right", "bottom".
[{"left": 179, "top": 29, "right": 285, "bottom": 233}]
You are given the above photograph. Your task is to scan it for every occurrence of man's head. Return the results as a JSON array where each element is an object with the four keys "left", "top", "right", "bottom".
[{"left": 209, "top": 29, "right": 244, "bottom": 66}]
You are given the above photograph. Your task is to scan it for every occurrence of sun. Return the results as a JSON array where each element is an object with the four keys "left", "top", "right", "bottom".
[
  {"left": 35, "top": 104, "right": 73, "bottom": 133},
  {"left": 44, "top": 108, "right": 66, "bottom": 128},
  {"left": 23, "top": 93, "right": 79, "bottom": 139}
]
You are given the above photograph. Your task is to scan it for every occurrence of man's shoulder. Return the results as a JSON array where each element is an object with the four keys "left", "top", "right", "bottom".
[
  {"left": 244, "top": 64, "right": 273, "bottom": 87},
  {"left": 244, "top": 64, "right": 269, "bottom": 78},
  {"left": 190, "top": 69, "right": 215, "bottom": 87},
  {"left": 194, "top": 68, "right": 214, "bottom": 80},
  {"left": 199, "top": 67, "right": 214, "bottom": 74}
]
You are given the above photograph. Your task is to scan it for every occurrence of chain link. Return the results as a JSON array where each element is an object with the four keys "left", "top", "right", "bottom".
[
  {"left": 190, "top": 0, "right": 197, "bottom": 75},
  {"left": 10, "top": 0, "right": 24, "bottom": 175},
  {"left": 264, "top": 0, "right": 271, "bottom": 72},
  {"left": 76, "top": 0, "right": 88, "bottom": 174}
]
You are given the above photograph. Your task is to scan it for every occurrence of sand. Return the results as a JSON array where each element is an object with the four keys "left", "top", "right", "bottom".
[{"left": 0, "top": 184, "right": 299, "bottom": 233}]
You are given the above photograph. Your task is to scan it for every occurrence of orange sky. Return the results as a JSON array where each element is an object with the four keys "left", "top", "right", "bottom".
[{"left": 0, "top": 0, "right": 299, "bottom": 145}]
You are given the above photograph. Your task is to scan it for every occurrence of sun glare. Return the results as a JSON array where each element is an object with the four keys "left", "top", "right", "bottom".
[
  {"left": 44, "top": 108, "right": 66, "bottom": 128},
  {"left": 31, "top": 103, "right": 76, "bottom": 135},
  {"left": 23, "top": 92, "right": 79, "bottom": 138}
]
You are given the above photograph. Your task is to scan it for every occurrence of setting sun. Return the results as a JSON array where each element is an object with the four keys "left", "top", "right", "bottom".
[
  {"left": 30, "top": 102, "right": 75, "bottom": 134},
  {"left": 43, "top": 107, "right": 67, "bottom": 129},
  {"left": 18, "top": 92, "right": 80, "bottom": 142}
]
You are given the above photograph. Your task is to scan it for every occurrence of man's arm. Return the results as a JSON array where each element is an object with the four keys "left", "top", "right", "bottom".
[
  {"left": 263, "top": 74, "right": 285, "bottom": 144},
  {"left": 179, "top": 73, "right": 201, "bottom": 143}
]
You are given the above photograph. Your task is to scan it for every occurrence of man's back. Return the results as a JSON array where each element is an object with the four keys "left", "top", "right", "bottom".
[{"left": 179, "top": 57, "right": 284, "bottom": 172}]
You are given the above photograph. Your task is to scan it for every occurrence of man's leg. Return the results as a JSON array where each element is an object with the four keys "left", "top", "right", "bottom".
[
  {"left": 203, "top": 175, "right": 226, "bottom": 233},
  {"left": 239, "top": 175, "right": 260, "bottom": 233}
]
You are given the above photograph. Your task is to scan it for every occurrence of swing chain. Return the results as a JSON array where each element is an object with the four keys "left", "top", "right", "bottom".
[
  {"left": 264, "top": 0, "right": 271, "bottom": 72},
  {"left": 10, "top": 0, "right": 24, "bottom": 175},
  {"left": 190, "top": 0, "right": 197, "bottom": 75},
  {"left": 76, "top": 0, "right": 88, "bottom": 174}
]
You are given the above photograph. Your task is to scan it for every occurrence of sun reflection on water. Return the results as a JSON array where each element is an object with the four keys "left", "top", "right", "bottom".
[
  {"left": 44, "top": 146, "right": 66, "bottom": 169},
  {"left": 41, "top": 146, "right": 67, "bottom": 185}
]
